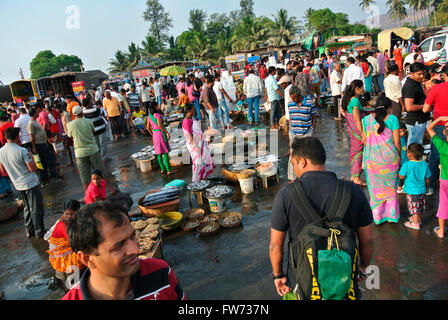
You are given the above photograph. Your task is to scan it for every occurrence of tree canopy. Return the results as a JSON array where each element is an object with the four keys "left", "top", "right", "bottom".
[{"left": 30, "top": 50, "right": 83, "bottom": 79}]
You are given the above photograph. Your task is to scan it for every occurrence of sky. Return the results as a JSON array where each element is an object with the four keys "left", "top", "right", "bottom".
[{"left": 0, "top": 0, "right": 389, "bottom": 85}]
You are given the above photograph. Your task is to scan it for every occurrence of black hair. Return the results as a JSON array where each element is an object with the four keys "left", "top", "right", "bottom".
[
  {"left": 388, "top": 64, "right": 399, "bottom": 74},
  {"left": 410, "top": 62, "right": 426, "bottom": 73},
  {"left": 268, "top": 66, "right": 276, "bottom": 74},
  {"left": 375, "top": 94, "right": 392, "bottom": 135},
  {"left": 297, "top": 66, "right": 304, "bottom": 72},
  {"left": 64, "top": 200, "right": 81, "bottom": 212},
  {"left": 360, "top": 92, "right": 372, "bottom": 107},
  {"left": 291, "top": 137, "right": 326, "bottom": 166},
  {"left": 19, "top": 107, "right": 27, "bottom": 114},
  {"left": 0, "top": 115, "right": 8, "bottom": 122},
  {"left": 399, "top": 121, "right": 407, "bottom": 130},
  {"left": 347, "top": 57, "right": 355, "bottom": 64},
  {"left": 5, "top": 127, "right": 20, "bottom": 140},
  {"left": 341, "top": 79, "right": 364, "bottom": 111},
  {"left": 206, "top": 75, "right": 214, "bottom": 83},
  {"left": 67, "top": 201, "right": 130, "bottom": 254},
  {"left": 28, "top": 108, "right": 38, "bottom": 117},
  {"left": 82, "top": 98, "right": 90, "bottom": 108},
  {"left": 95, "top": 100, "right": 102, "bottom": 106},
  {"left": 181, "top": 88, "right": 186, "bottom": 94},
  {"left": 407, "top": 143, "right": 424, "bottom": 160},
  {"left": 92, "top": 169, "right": 103, "bottom": 178},
  {"left": 185, "top": 103, "right": 195, "bottom": 114}
]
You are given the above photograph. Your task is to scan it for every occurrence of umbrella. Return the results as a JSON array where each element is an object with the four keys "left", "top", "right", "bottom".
[{"left": 159, "top": 65, "right": 186, "bottom": 76}]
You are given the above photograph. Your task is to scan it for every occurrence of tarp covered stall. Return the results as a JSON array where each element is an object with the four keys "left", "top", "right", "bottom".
[
  {"left": 36, "top": 77, "right": 54, "bottom": 97},
  {"left": 378, "top": 27, "right": 414, "bottom": 54}
]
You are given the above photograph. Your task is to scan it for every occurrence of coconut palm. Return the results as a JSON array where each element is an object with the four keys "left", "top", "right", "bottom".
[
  {"left": 302, "top": 8, "right": 315, "bottom": 32},
  {"left": 269, "top": 9, "right": 299, "bottom": 46},
  {"left": 125, "top": 42, "right": 141, "bottom": 70},
  {"left": 108, "top": 50, "right": 128, "bottom": 73},
  {"left": 360, "top": 0, "right": 376, "bottom": 11},
  {"left": 231, "top": 16, "right": 270, "bottom": 52},
  {"left": 141, "top": 35, "right": 162, "bottom": 59},
  {"left": 387, "top": 0, "right": 408, "bottom": 22},
  {"left": 185, "top": 32, "right": 214, "bottom": 61}
]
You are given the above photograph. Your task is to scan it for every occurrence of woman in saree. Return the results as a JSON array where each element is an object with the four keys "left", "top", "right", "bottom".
[
  {"left": 361, "top": 57, "right": 373, "bottom": 94},
  {"left": 46, "top": 200, "right": 85, "bottom": 282},
  {"left": 361, "top": 95, "right": 401, "bottom": 225},
  {"left": 393, "top": 45, "right": 403, "bottom": 73},
  {"left": 341, "top": 80, "right": 366, "bottom": 187},
  {"left": 147, "top": 105, "right": 174, "bottom": 175},
  {"left": 182, "top": 104, "right": 215, "bottom": 182}
]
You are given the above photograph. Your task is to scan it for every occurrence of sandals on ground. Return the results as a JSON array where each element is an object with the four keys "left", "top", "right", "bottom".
[
  {"left": 434, "top": 227, "right": 444, "bottom": 239},
  {"left": 404, "top": 221, "right": 420, "bottom": 230}
]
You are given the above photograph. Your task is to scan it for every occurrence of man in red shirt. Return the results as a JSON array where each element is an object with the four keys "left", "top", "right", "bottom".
[
  {"left": 62, "top": 201, "right": 185, "bottom": 300},
  {"left": 0, "top": 115, "right": 14, "bottom": 146},
  {"left": 423, "top": 65, "right": 448, "bottom": 194},
  {"left": 259, "top": 64, "right": 268, "bottom": 80}
]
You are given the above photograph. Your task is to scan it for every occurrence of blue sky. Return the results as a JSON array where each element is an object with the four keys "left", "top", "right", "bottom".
[{"left": 0, "top": 0, "right": 389, "bottom": 85}]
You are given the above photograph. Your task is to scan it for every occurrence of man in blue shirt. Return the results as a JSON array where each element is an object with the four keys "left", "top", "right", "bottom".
[{"left": 264, "top": 67, "right": 284, "bottom": 129}]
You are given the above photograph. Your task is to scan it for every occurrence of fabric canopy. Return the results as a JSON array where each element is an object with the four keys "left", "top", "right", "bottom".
[
  {"left": 160, "top": 66, "right": 186, "bottom": 76},
  {"left": 378, "top": 27, "right": 414, "bottom": 54}
]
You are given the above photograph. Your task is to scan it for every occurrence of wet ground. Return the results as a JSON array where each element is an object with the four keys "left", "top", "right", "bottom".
[{"left": 1, "top": 106, "right": 448, "bottom": 300}]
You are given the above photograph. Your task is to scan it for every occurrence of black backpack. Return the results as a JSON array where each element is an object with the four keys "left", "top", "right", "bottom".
[{"left": 287, "top": 179, "right": 360, "bottom": 300}]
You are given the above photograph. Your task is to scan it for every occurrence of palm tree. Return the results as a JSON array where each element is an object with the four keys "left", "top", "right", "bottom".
[
  {"left": 302, "top": 8, "right": 315, "bottom": 32},
  {"left": 186, "top": 32, "right": 214, "bottom": 61},
  {"left": 269, "top": 9, "right": 299, "bottom": 46},
  {"left": 231, "top": 16, "right": 270, "bottom": 52},
  {"left": 386, "top": 0, "right": 408, "bottom": 22},
  {"left": 359, "top": 0, "right": 376, "bottom": 10},
  {"left": 215, "top": 28, "right": 234, "bottom": 57},
  {"left": 141, "top": 35, "right": 161, "bottom": 59},
  {"left": 108, "top": 50, "right": 128, "bottom": 73},
  {"left": 125, "top": 42, "right": 141, "bottom": 70}
]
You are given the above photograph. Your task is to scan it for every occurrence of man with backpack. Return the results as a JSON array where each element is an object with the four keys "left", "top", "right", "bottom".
[{"left": 269, "top": 137, "right": 374, "bottom": 300}]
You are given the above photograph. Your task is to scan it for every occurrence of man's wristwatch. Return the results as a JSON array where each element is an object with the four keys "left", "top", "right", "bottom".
[{"left": 272, "top": 272, "right": 285, "bottom": 280}]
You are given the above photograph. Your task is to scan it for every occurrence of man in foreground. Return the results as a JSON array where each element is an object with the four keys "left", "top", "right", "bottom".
[
  {"left": 0, "top": 127, "right": 45, "bottom": 238},
  {"left": 269, "top": 137, "right": 373, "bottom": 300},
  {"left": 63, "top": 201, "right": 185, "bottom": 300}
]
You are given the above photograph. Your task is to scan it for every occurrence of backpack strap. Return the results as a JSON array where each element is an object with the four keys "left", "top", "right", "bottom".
[
  {"left": 326, "top": 180, "right": 352, "bottom": 221},
  {"left": 287, "top": 180, "right": 322, "bottom": 224}
]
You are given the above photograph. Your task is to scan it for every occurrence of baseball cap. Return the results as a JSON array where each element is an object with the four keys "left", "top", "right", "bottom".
[
  {"left": 72, "top": 105, "right": 83, "bottom": 116},
  {"left": 278, "top": 75, "right": 292, "bottom": 85}
]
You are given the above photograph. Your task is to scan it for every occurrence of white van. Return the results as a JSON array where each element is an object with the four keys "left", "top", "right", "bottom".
[{"left": 403, "top": 30, "right": 448, "bottom": 75}]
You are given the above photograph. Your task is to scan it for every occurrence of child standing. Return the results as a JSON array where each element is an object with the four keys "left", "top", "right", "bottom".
[
  {"left": 178, "top": 89, "right": 190, "bottom": 108},
  {"left": 397, "top": 122, "right": 409, "bottom": 194},
  {"left": 85, "top": 169, "right": 107, "bottom": 205},
  {"left": 398, "top": 143, "right": 431, "bottom": 230},
  {"left": 427, "top": 116, "right": 448, "bottom": 238}
]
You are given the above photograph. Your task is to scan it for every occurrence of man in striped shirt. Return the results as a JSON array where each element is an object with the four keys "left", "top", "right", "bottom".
[
  {"left": 62, "top": 201, "right": 185, "bottom": 300},
  {"left": 81, "top": 98, "right": 110, "bottom": 162},
  {"left": 287, "top": 86, "right": 318, "bottom": 181}
]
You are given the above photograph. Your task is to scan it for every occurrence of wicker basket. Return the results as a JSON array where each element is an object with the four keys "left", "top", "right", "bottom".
[
  {"left": 221, "top": 168, "right": 239, "bottom": 182},
  {"left": 196, "top": 221, "right": 221, "bottom": 236},
  {"left": 138, "top": 189, "right": 180, "bottom": 218},
  {"left": 218, "top": 212, "right": 242, "bottom": 228},
  {"left": 184, "top": 208, "right": 205, "bottom": 221},
  {"left": 235, "top": 169, "right": 256, "bottom": 180}
]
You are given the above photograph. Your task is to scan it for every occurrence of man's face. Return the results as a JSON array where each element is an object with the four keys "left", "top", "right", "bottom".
[
  {"left": 411, "top": 70, "right": 425, "bottom": 82},
  {"left": 291, "top": 156, "right": 306, "bottom": 179},
  {"left": 437, "top": 43, "right": 442, "bottom": 50},
  {"left": 105, "top": 91, "right": 111, "bottom": 99},
  {"left": 334, "top": 64, "right": 341, "bottom": 72},
  {"left": 87, "top": 216, "right": 140, "bottom": 279}
]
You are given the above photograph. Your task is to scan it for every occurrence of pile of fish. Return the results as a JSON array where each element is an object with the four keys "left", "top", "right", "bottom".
[
  {"left": 141, "top": 187, "right": 180, "bottom": 206},
  {"left": 256, "top": 154, "right": 279, "bottom": 165},
  {"left": 205, "top": 185, "right": 234, "bottom": 200},
  {"left": 186, "top": 180, "right": 213, "bottom": 192},
  {"left": 228, "top": 163, "right": 252, "bottom": 172},
  {"left": 130, "top": 146, "right": 156, "bottom": 161},
  {"left": 131, "top": 218, "right": 160, "bottom": 258}
]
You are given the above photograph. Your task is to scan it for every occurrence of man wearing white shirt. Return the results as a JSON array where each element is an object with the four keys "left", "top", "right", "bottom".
[
  {"left": 152, "top": 77, "right": 162, "bottom": 107},
  {"left": 243, "top": 69, "right": 264, "bottom": 125},
  {"left": 341, "top": 57, "right": 365, "bottom": 93},
  {"left": 279, "top": 76, "right": 292, "bottom": 129},
  {"left": 330, "top": 62, "right": 343, "bottom": 120},
  {"left": 383, "top": 64, "right": 404, "bottom": 118},
  {"left": 14, "top": 108, "right": 32, "bottom": 150},
  {"left": 367, "top": 52, "right": 380, "bottom": 95}
]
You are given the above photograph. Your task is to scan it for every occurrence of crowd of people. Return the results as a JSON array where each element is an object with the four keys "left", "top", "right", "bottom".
[{"left": 0, "top": 36, "right": 447, "bottom": 300}]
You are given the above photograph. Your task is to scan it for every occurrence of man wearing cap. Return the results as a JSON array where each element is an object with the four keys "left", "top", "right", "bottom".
[
  {"left": 278, "top": 75, "right": 292, "bottom": 130},
  {"left": 67, "top": 106, "right": 116, "bottom": 193}
]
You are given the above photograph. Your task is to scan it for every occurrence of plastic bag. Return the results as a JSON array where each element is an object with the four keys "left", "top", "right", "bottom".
[
  {"left": 317, "top": 249, "right": 352, "bottom": 300},
  {"left": 33, "top": 154, "right": 44, "bottom": 170}
]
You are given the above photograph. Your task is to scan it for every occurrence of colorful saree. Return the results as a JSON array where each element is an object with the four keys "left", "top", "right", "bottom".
[
  {"left": 46, "top": 218, "right": 84, "bottom": 273},
  {"left": 346, "top": 112, "right": 364, "bottom": 179},
  {"left": 363, "top": 115, "right": 400, "bottom": 224},
  {"left": 183, "top": 118, "right": 215, "bottom": 182}
]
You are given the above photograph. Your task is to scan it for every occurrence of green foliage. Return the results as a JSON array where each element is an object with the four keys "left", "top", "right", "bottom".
[
  {"left": 142, "top": 0, "right": 173, "bottom": 49},
  {"left": 189, "top": 9, "right": 207, "bottom": 33},
  {"left": 30, "top": 50, "right": 83, "bottom": 79}
]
